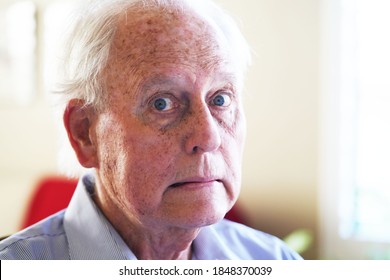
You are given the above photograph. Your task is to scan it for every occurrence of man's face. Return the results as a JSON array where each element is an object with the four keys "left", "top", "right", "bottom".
[{"left": 92, "top": 9, "right": 246, "bottom": 230}]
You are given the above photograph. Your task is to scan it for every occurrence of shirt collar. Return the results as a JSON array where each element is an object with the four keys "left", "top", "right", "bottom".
[
  {"left": 193, "top": 224, "right": 238, "bottom": 260},
  {"left": 64, "top": 172, "right": 135, "bottom": 259}
]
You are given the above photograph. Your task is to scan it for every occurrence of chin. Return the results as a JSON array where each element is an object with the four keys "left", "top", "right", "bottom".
[{"left": 174, "top": 205, "right": 228, "bottom": 229}]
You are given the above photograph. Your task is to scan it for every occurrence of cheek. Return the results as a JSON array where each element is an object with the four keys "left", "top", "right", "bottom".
[
  {"left": 118, "top": 131, "right": 180, "bottom": 204},
  {"left": 235, "top": 109, "right": 247, "bottom": 155},
  {"left": 224, "top": 109, "right": 246, "bottom": 154},
  {"left": 222, "top": 110, "right": 246, "bottom": 180}
]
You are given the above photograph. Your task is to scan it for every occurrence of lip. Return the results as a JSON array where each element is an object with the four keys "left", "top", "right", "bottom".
[{"left": 169, "top": 177, "right": 222, "bottom": 188}]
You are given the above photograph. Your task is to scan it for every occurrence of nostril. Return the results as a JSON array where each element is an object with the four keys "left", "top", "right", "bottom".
[{"left": 192, "top": 146, "right": 198, "bottom": 153}]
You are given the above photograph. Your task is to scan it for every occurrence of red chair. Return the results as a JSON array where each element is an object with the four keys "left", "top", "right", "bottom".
[{"left": 20, "top": 176, "right": 78, "bottom": 229}]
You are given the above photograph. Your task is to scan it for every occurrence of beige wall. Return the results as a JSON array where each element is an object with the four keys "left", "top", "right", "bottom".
[{"left": 0, "top": 0, "right": 320, "bottom": 259}]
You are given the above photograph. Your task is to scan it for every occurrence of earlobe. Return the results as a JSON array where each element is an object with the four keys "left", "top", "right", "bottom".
[{"left": 63, "top": 99, "right": 98, "bottom": 168}]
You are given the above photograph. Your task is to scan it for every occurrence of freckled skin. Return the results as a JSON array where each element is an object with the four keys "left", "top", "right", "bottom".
[{"left": 89, "top": 6, "right": 246, "bottom": 259}]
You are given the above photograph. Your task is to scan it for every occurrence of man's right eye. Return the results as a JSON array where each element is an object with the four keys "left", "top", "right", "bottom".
[{"left": 153, "top": 97, "right": 174, "bottom": 111}]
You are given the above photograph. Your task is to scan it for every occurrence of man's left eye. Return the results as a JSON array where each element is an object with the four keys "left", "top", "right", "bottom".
[{"left": 211, "top": 93, "right": 232, "bottom": 107}]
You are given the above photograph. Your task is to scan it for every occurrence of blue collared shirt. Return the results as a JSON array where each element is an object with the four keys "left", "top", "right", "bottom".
[{"left": 0, "top": 174, "right": 302, "bottom": 260}]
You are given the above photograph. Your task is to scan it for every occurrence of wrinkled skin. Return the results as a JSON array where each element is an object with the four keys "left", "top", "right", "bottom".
[{"left": 65, "top": 6, "right": 246, "bottom": 259}]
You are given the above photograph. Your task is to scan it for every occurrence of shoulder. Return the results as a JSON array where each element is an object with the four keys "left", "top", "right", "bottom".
[
  {"left": 204, "top": 219, "right": 302, "bottom": 260},
  {"left": 0, "top": 210, "right": 69, "bottom": 260}
]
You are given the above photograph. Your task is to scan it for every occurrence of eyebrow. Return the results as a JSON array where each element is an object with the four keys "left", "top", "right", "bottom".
[
  {"left": 140, "top": 75, "right": 179, "bottom": 91},
  {"left": 140, "top": 71, "right": 238, "bottom": 90}
]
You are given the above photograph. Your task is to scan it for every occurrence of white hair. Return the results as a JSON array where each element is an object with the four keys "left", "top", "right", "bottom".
[{"left": 55, "top": 0, "right": 251, "bottom": 176}]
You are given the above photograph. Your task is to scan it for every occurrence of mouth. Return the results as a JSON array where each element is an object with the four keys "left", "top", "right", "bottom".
[{"left": 169, "top": 179, "right": 222, "bottom": 188}]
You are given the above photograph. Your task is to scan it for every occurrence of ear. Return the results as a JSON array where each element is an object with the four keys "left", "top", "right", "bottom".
[{"left": 63, "top": 99, "right": 98, "bottom": 168}]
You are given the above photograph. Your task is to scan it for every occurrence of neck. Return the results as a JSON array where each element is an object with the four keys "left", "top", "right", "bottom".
[
  {"left": 120, "top": 225, "right": 198, "bottom": 260},
  {"left": 93, "top": 184, "right": 200, "bottom": 260}
]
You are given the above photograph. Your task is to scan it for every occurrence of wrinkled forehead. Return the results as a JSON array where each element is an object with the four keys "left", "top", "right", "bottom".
[{"left": 109, "top": 4, "right": 234, "bottom": 72}]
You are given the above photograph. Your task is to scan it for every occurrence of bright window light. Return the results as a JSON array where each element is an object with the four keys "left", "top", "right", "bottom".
[
  {"left": 339, "top": 0, "right": 390, "bottom": 243},
  {"left": 320, "top": 0, "right": 390, "bottom": 259}
]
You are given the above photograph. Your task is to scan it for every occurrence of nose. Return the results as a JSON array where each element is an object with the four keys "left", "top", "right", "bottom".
[{"left": 184, "top": 104, "right": 222, "bottom": 154}]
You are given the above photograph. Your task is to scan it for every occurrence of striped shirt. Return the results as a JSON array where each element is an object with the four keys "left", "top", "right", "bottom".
[{"left": 0, "top": 174, "right": 302, "bottom": 260}]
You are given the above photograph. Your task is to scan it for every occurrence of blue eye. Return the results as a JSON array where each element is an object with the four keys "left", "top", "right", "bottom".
[
  {"left": 153, "top": 97, "right": 174, "bottom": 111},
  {"left": 212, "top": 93, "right": 232, "bottom": 107}
]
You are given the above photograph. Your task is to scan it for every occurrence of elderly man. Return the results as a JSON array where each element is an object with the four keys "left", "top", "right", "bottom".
[{"left": 0, "top": 0, "right": 301, "bottom": 260}]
